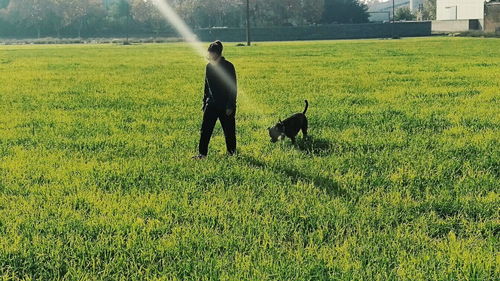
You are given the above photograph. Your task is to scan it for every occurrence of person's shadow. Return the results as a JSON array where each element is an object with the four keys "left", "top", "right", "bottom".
[{"left": 239, "top": 152, "right": 350, "bottom": 199}]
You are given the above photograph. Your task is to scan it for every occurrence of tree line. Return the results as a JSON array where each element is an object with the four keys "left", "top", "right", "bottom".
[{"left": 0, "top": 0, "right": 369, "bottom": 38}]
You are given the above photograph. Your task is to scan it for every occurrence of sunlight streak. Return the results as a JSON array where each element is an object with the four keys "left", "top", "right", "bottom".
[{"left": 151, "top": 0, "right": 268, "bottom": 117}]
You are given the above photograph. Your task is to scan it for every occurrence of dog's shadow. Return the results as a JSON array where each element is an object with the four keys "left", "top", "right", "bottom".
[
  {"left": 294, "top": 135, "right": 334, "bottom": 156},
  {"left": 240, "top": 154, "right": 350, "bottom": 199}
]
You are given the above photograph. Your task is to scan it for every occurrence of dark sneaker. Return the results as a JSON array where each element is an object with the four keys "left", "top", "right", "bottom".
[{"left": 192, "top": 154, "right": 207, "bottom": 160}]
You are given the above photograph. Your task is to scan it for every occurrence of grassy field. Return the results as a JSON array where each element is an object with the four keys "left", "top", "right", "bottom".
[{"left": 0, "top": 37, "right": 498, "bottom": 280}]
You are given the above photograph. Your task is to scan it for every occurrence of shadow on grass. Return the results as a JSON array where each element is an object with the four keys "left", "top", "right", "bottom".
[
  {"left": 295, "top": 135, "right": 334, "bottom": 156},
  {"left": 240, "top": 154, "right": 350, "bottom": 199}
]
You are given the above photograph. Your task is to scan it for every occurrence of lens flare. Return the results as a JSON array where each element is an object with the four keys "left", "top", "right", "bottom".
[
  {"left": 150, "top": 0, "right": 268, "bottom": 117},
  {"left": 151, "top": 0, "right": 206, "bottom": 58},
  {"left": 151, "top": 0, "right": 237, "bottom": 93}
]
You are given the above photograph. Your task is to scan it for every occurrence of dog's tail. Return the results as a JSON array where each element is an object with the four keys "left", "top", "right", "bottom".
[{"left": 303, "top": 100, "right": 309, "bottom": 115}]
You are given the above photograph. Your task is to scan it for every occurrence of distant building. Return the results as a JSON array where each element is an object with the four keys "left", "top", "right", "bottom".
[
  {"left": 484, "top": 1, "right": 500, "bottom": 32},
  {"left": 432, "top": 0, "right": 500, "bottom": 32},
  {"left": 366, "top": 0, "right": 498, "bottom": 33},
  {"left": 436, "top": 0, "right": 485, "bottom": 20}
]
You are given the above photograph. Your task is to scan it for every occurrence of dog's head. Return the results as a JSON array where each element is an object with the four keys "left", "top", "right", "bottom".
[{"left": 268, "top": 120, "right": 285, "bottom": 143}]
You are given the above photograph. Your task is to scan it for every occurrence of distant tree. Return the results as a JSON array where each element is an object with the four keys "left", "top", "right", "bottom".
[
  {"left": 50, "top": 0, "right": 65, "bottom": 37},
  {"left": 280, "top": 0, "right": 303, "bottom": 25},
  {"left": 110, "top": 0, "right": 132, "bottom": 41},
  {"left": 303, "top": 0, "right": 325, "bottom": 25},
  {"left": 131, "top": 0, "right": 166, "bottom": 38},
  {"left": 0, "top": 4, "right": 8, "bottom": 36},
  {"left": 62, "top": 0, "right": 103, "bottom": 38},
  {"left": 170, "top": 0, "right": 197, "bottom": 26},
  {"left": 281, "top": 0, "right": 325, "bottom": 25},
  {"left": 0, "top": 0, "right": 367, "bottom": 38},
  {"left": 251, "top": 0, "right": 324, "bottom": 26},
  {"left": 191, "top": 0, "right": 242, "bottom": 27},
  {"left": 421, "top": 0, "right": 436, "bottom": 20},
  {"left": 321, "top": 0, "right": 369, "bottom": 24},
  {"left": 394, "top": 6, "right": 416, "bottom": 21},
  {"left": 167, "top": 0, "right": 244, "bottom": 28},
  {"left": 0, "top": 0, "right": 9, "bottom": 9},
  {"left": 6, "top": 0, "right": 53, "bottom": 38},
  {"left": 193, "top": 0, "right": 225, "bottom": 27}
]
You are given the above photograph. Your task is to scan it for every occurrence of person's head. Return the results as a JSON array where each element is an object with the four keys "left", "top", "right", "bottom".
[{"left": 207, "top": 40, "right": 223, "bottom": 63}]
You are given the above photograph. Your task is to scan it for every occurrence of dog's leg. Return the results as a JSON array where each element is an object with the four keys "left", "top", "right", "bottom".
[{"left": 302, "top": 118, "right": 308, "bottom": 138}]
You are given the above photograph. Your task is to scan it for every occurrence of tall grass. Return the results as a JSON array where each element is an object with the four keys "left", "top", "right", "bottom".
[{"left": 0, "top": 37, "right": 498, "bottom": 280}]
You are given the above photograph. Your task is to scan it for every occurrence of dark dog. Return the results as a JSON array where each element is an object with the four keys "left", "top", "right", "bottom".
[{"left": 268, "top": 100, "right": 309, "bottom": 144}]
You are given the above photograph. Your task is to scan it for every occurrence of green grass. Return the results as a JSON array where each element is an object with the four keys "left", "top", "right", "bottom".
[{"left": 0, "top": 37, "right": 498, "bottom": 280}]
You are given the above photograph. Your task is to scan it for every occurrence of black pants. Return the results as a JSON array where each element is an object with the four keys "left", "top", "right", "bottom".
[{"left": 199, "top": 105, "right": 236, "bottom": 156}]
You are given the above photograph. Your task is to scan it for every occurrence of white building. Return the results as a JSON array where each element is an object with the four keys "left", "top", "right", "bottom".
[{"left": 436, "top": 0, "right": 485, "bottom": 20}]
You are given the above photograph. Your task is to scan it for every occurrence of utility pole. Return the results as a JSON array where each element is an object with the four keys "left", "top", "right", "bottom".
[
  {"left": 246, "top": 0, "right": 251, "bottom": 46},
  {"left": 392, "top": 0, "right": 395, "bottom": 23},
  {"left": 392, "top": 0, "right": 396, "bottom": 38}
]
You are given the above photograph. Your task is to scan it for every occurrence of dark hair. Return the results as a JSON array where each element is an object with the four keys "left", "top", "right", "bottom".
[{"left": 208, "top": 40, "right": 223, "bottom": 55}]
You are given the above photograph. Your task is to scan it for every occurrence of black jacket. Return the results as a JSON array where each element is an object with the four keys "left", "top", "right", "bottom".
[{"left": 203, "top": 57, "right": 237, "bottom": 111}]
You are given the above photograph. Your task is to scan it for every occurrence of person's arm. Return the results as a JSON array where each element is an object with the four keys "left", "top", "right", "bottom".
[
  {"left": 203, "top": 65, "right": 210, "bottom": 110},
  {"left": 228, "top": 64, "right": 237, "bottom": 111}
]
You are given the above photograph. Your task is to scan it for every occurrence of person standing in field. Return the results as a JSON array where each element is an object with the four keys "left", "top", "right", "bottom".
[{"left": 193, "top": 41, "right": 237, "bottom": 159}]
